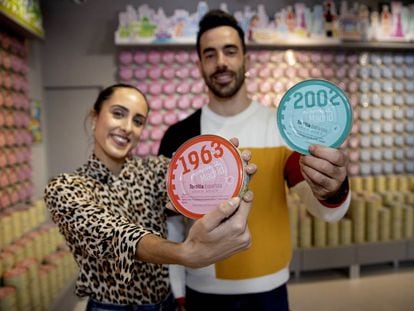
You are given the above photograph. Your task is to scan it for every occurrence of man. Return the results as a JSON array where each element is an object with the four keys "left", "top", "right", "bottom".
[{"left": 159, "top": 9, "right": 350, "bottom": 311}]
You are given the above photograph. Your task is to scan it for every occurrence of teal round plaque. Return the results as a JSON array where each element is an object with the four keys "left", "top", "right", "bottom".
[{"left": 277, "top": 79, "right": 352, "bottom": 155}]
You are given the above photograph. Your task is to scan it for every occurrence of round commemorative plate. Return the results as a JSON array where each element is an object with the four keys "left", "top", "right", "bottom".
[
  {"left": 277, "top": 79, "right": 352, "bottom": 155},
  {"left": 167, "top": 135, "right": 247, "bottom": 219}
]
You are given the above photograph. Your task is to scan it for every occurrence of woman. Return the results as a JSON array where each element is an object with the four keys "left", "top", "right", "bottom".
[{"left": 44, "top": 84, "right": 255, "bottom": 311}]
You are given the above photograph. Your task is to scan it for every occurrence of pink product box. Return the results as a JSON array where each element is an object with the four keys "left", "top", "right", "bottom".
[
  {"left": 119, "top": 67, "right": 133, "bottom": 80},
  {"left": 148, "top": 67, "right": 162, "bottom": 80},
  {"left": 322, "top": 53, "right": 334, "bottom": 63},
  {"left": 119, "top": 51, "right": 133, "bottom": 65},
  {"left": 175, "top": 67, "right": 190, "bottom": 79},
  {"left": 190, "top": 52, "right": 199, "bottom": 63},
  {"left": 310, "top": 52, "right": 321, "bottom": 63},
  {"left": 190, "top": 67, "right": 201, "bottom": 79},
  {"left": 310, "top": 68, "right": 321, "bottom": 77},
  {"left": 177, "top": 96, "right": 191, "bottom": 110},
  {"left": 176, "top": 82, "right": 191, "bottom": 94},
  {"left": 259, "top": 81, "right": 272, "bottom": 93},
  {"left": 298, "top": 67, "right": 309, "bottom": 78},
  {"left": 148, "top": 112, "right": 163, "bottom": 126},
  {"left": 135, "top": 82, "right": 148, "bottom": 94},
  {"left": 134, "top": 68, "right": 147, "bottom": 80},
  {"left": 257, "top": 51, "right": 271, "bottom": 63},
  {"left": 192, "top": 96, "right": 207, "bottom": 109},
  {"left": 163, "top": 82, "right": 176, "bottom": 95},
  {"left": 246, "top": 81, "right": 258, "bottom": 93},
  {"left": 151, "top": 141, "right": 161, "bottom": 155},
  {"left": 272, "top": 81, "right": 284, "bottom": 93},
  {"left": 296, "top": 52, "right": 310, "bottom": 63},
  {"left": 175, "top": 51, "right": 190, "bottom": 63},
  {"left": 148, "top": 51, "right": 161, "bottom": 64},
  {"left": 150, "top": 127, "right": 164, "bottom": 141},
  {"left": 136, "top": 143, "right": 151, "bottom": 156},
  {"left": 348, "top": 163, "right": 360, "bottom": 176},
  {"left": 134, "top": 51, "right": 147, "bottom": 64},
  {"left": 163, "top": 96, "right": 177, "bottom": 110},
  {"left": 162, "top": 67, "right": 175, "bottom": 80},
  {"left": 163, "top": 111, "right": 178, "bottom": 125},
  {"left": 140, "top": 128, "right": 150, "bottom": 141},
  {"left": 272, "top": 67, "right": 284, "bottom": 79},
  {"left": 149, "top": 82, "right": 162, "bottom": 95},
  {"left": 190, "top": 81, "right": 204, "bottom": 94},
  {"left": 149, "top": 97, "right": 163, "bottom": 110},
  {"left": 162, "top": 51, "right": 175, "bottom": 64},
  {"left": 322, "top": 67, "right": 334, "bottom": 78},
  {"left": 285, "top": 67, "right": 296, "bottom": 79}
]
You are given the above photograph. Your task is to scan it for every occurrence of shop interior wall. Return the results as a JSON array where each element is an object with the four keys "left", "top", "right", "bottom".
[{"left": 40, "top": 0, "right": 397, "bottom": 182}]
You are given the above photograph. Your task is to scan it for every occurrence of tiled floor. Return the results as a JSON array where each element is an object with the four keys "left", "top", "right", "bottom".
[{"left": 68, "top": 263, "right": 414, "bottom": 311}]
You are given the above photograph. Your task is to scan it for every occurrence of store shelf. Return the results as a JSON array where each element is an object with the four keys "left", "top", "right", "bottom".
[
  {"left": 115, "top": 40, "right": 414, "bottom": 51},
  {"left": 291, "top": 240, "right": 414, "bottom": 278}
]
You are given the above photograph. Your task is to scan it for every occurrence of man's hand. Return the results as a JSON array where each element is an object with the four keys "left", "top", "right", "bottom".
[{"left": 299, "top": 144, "right": 348, "bottom": 201}]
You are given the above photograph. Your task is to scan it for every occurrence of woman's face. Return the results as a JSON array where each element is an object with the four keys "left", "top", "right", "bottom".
[{"left": 93, "top": 87, "right": 148, "bottom": 172}]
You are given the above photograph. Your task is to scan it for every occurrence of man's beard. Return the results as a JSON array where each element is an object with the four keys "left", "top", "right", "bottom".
[{"left": 203, "top": 65, "right": 245, "bottom": 99}]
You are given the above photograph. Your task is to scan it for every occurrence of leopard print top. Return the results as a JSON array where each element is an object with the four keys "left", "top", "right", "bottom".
[{"left": 44, "top": 154, "right": 171, "bottom": 304}]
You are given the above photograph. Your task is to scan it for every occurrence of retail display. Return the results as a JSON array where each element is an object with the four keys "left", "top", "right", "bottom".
[{"left": 0, "top": 30, "right": 76, "bottom": 310}]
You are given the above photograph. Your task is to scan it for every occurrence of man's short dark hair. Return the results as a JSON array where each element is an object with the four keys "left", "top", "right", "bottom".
[{"left": 196, "top": 9, "right": 246, "bottom": 58}]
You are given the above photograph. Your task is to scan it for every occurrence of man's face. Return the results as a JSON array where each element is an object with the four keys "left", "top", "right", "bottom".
[{"left": 198, "top": 26, "right": 246, "bottom": 99}]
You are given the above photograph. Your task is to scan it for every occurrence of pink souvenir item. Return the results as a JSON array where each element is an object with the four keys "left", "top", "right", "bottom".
[
  {"left": 140, "top": 128, "right": 150, "bottom": 140},
  {"left": 176, "top": 82, "right": 190, "bottom": 94},
  {"left": 259, "top": 81, "right": 271, "bottom": 93},
  {"left": 350, "top": 122, "right": 359, "bottom": 134},
  {"left": 150, "top": 128, "right": 164, "bottom": 141},
  {"left": 296, "top": 52, "right": 309, "bottom": 63},
  {"left": 177, "top": 96, "right": 191, "bottom": 110},
  {"left": 192, "top": 96, "right": 206, "bottom": 109},
  {"left": 119, "top": 67, "right": 133, "bottom": 80},
  {"left": 190, "top": 67, "right": 201, "bottom": 79},
  {"left": 163, "top": 96, "right": 177, "bottom": 110},
  {"left": 335, "top": 54, "right": 345, "bottom": 64},
  {"left": 119, "top": 51, "right": 133, "bottom": 65},
  {"left": 322, "top": 53, "right": 334, "bottom": 63},
  {"left": 258, "top": 66, "right": 271, "bottom": 79},
  {"left": 148, "top": 112, "right": 163, "bottom": 126},
  {"left": 136, "top": 143, "right": 150, "bottom": 156},
  {"left": 151, "top": 141, "right": 161, "bottom": 155},
  {"left": 190, "top": 52, "right": 199, "bottom": 63},
  {"left": 134, "top": 68, "right": 147, "bottom": 80},
  {"left": 191, "top": 81, "right": 204, "bottom": 94},
  {"left": 248, "top": 67, "right": 258, "bottom": 78},
  {"left": 348, "top": 150, "right": 360, "bottom": 162},
  {"left": 348, "top": 136, "right": 359, "bottom": 148},
  {"left": 272, "top": 67, "right": 284, "bottom": 79},
  {"left": 310, "top": 53, "right": 321, "bottom": 63},
  {"left": 322, "top": 67, "right": 334, "bottom": 78},
  {"left": 175, "top": 51, "right": 190, "bottom": 63},
  {"left": 178, "top": 111, "right": 189, "bottom": 121},
  {"left": 167, "top": 135, "right": 247, "bottom": 219},
  {"left": 272, "top": 81, "right": 284, "bottom": 93},
  {"left": 149, "top": 97, "right": 163, "bottom": 110},
  {"left": 148, "top": 67, "right": 162, "bottom": 80},
  {"left": 258, "top": 51, "right": 271, "bottom": 63},
  {"left": 162, "top": 67, "right": 175, "bottom": 80},
  {"left": 149, "top": 82, "right": 162, "bottom": 95},
  {"left": 163, "top": 82, "right": 176, "bottom": 95},
  {"left": 285, "top": 67, "right": 296, "bottom": 79},
  {"left": 348, "top": 163, "right": 360, "bottom": 176},
  {"left": 162, "top": 51, "right": 175, "bottom": 64},
  {"left": 270, "top": 52, "right": 284, "bottom": 63},
  {"left": 134, "top": 51, "right": 147, "bottom": 64},
  {"left": 310, "top": 68, "right": 321, "bottom": 77},
  {"left": 148, "top": 51, "right": 161, "bottom": 64},
  {"left": 298, "top": 67, "right": 309, "bottom": 78},
  {"left": 247, "top": 81, "right": 259, "bottom": 93},
  {"left": 175, "top": 67, "right": 190, "bottom": 79},
  {"left": 163, "top": 111, "right": 178, "bottom": 125}
]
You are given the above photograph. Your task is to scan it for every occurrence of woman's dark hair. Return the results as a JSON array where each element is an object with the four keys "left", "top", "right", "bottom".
[
  {"left": 196, "top": 9, "right": 246, "bottom": 58},
  {"left": 93, "top": 83, "right": 148, "bottom": 114}
]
